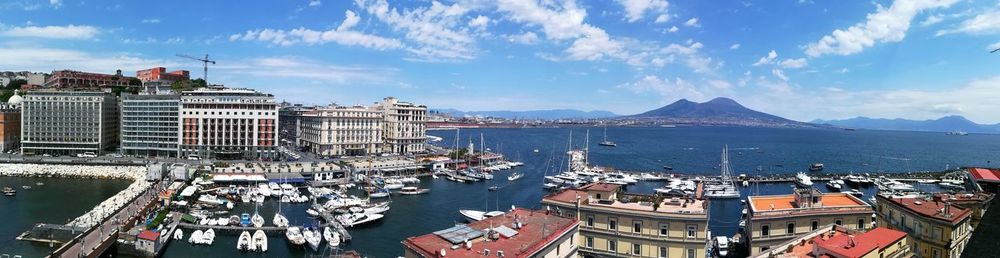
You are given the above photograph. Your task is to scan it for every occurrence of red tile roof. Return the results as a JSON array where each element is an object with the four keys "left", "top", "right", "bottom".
[
  {"left": 814, "top": 227, "right": 907, "bottom": 258},
  {"left": 402, "top": 208, "right": 578, "bottom": 258},
  {"left": 968, "top": 167, "right": 1000, "bottom": 182},
  {"left": 883, "top": 197, "right": 971, "bottom": 225},
  {"left": 137, "top": 230, "right": 159, "bottom": 241},
  {"left": 580, "top": 182, "right": 620, "bottom": 192}
]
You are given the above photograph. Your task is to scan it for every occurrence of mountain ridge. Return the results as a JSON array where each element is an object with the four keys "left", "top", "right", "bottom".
[
  {"left": 812, "top": 115, "right": 1000, "bottom": 133},
  {"left": 432, "top": 108, "right": 618, "bottom": 120},
  {"left": 624, "top": 97, "right": 816, "bottom": 128}
]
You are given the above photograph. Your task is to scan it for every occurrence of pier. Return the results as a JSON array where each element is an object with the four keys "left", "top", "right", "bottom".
[
  {"left": 176, "top": 222, "right": 288, "bottom": 233},
  {"left": 312, "top": 204, "right": 352, "bottom": 242},
  {"left": 46, "top": 180, "right": 159, "bottom": 258}
]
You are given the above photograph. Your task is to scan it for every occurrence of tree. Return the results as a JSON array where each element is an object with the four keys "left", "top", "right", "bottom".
[
  {"left": 0, "top": 90, "right": 13, "bottom": 102},
  {"left": 128, "top": 78, "right": 142, "bottom": 86},
  {"left": 170, "top": 78, "right": 208, "bottom": 92},
  {"left": 5, "top": 79, "right": 26, "bottom": 90}
]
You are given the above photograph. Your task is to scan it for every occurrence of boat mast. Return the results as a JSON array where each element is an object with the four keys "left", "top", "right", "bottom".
[
  {"left": 567, "top": 130, "right": 573, "bottom": 172},
  {"left": 584, "top": 129, "right": 590, "bottom": 165},
  {"left": 480, "top": 133, "right": 485, "bottom": 167}
]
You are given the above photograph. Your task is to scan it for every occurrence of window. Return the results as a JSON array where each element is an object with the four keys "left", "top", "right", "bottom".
[
  {"left": 660, "top": 224, "right": 669, "bottom": 236},
  {"left": 659, "top": 247, "right": 667, "bottom": 258},
  {"left": 858, "top": 218, "right": 865, "bottom": 229},
  {"left": 634, "top": 221, "right": 642, "bottom": 233},
  {"left": 586, "top": 216, "right": 594, "bottom": 227},
  {"left": 586, "top": 236, "right": 593, "bottom": 248},
  {"left": 687, "top": 225, "right": 696, "bottom": 238},
  {"left": 687, "top": 249, "right": 695, "bottom": 258},
  {"left": 633, "top": 243, "right": 641, "bottom": 255},
  {"left": 787, "top": 223, "right": 795, "bottom": 234},
  {"left": 761, "top": 225, "right": 770, "bottom": 236},
  {"left": 609, "top": 240, "right": 617, "bottom": 253},
  {"left": 596, "top": 193, "right": 602, "bottom": 199},
  {"left": 609, "top": 218, "right": 617, "bottom": 230},
  {"left": 835, "top": 220, "right": 842, "bottom": 226},
  {"left": 811, "top": 221, "right": 819, "bottom": 231}
]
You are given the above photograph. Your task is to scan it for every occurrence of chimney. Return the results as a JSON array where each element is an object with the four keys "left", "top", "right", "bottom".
[
  {"left": 942, "top": 203, "right": 952, "bottom": 218},
  {"left": 848, "top": 235, "right": 856, "bottom": 247}
]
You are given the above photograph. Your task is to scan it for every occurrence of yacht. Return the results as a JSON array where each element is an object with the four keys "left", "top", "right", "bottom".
[
  {"left": 303, "top": 227, "right": 322, "bottom": 251},
  {"left": 458, "top": 209, "right": 504, "bottom": 222},
  {"left": 795, "top": 172, "right": 814, "bottom": 187},
  {"left": 809, "top": 163, "right": 824, "bottom": 171},
  {"left": 338, "top": 212, "right": 385, "bottom": 227},
  {"left": 826, "top": 180, "right": 843, "bottom": 192},
  {"left": 598, "top": 127, "right": 616, "bottom": 147},
  {"left": 324, "top": 227, "right": 340, "bottom": 248},
  {"left": 507, "top": 172, "right": 523, "bottom": 181},
  {"left": 704, "top": 146, "right": 740, "bottom": 199},
  {"left": 285, "top": 226, "right": 306, "bottom": 246},
  {"left": 253, "top": 230, "right": 267, "bottom": 252},
  {"left": 237, "top": 231, "right": 251, "bottom": 251},
  {"left": 400, "top": 186, "right": 430, "bottom": 195}
]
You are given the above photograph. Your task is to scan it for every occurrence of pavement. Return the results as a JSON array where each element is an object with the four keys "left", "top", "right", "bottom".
[{"left": 54, "top": 182, "right": 159, "bottom": 258}]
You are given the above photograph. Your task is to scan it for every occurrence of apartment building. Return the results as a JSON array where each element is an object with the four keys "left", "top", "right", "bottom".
[
  {"left": 178, "top": 87, "right": 277, "bottom": 160},
  {"left": 753, "top": 225, "right": 912, "bottom": 258},
  {"left": 298, "top": 105, "right": 383, "bottom": 157},
  {"left": 375, "top": 97, "right": 427, "bottom": 154},
  {"left": 402, "top": 208, "right": 579, "bottom": 258},
  {"left": 541, "top": 183, "right": 709, "bottom": 258},
  {"left": 120, "top": 93, "right": 180, "bottom": 157},
  {"left": 875, "top": 194, "right": 973, "bottom": 258},
  {"left": 21, "top": 90, "right": 119, "bottom": 155},
  {"left": 744, "top": 188, "right": 874, "bottom": 256}
]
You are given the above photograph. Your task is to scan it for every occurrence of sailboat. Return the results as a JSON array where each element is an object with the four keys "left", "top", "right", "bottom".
[
  {"left": 703, "top": 145, "right": 740, "bottom": 199},
  {"left": 324, "top": 227, "right": 340, "bottom": 248},
  {"left": 251, "top": 204, "right": 265, "bottom": 228},
  {"left": 598, "top": 127, "right": 616, "bottom": 147},
  {"left": 273, "top": 199, "right": 289, "bottom": 227},
  {"left": 303, "top": 227, "right": 322, "bottom": 251}
]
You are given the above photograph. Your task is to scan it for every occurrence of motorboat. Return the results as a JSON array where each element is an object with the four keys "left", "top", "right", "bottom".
[
  {"left": 306, "top": 208, "right": 320, "bottom": 217},
  {"left": 809, "top": 163, "right": 824, "bottom": 171},
  {"left": 507, "top": 172, "right": 523, "bottom": 181},
  {"left": 848, "top": 189, "right": 864, "bottom": 197},
  {"left": 237, "top": 231, "right": 252, "bottom": 251},
  {"left": 324, "top": 227, "right": 340, "bottom": 248},
  {"left": 369, "top": 189, "right": 390, "bottom": 198},
  {"left": 174, "top": 229, "right": 183, "bottom": 240},
  {"left": 337, "top": 212, "right": 385, "bottom": 227},
  {"left": 273, "top": 213, "right": 289, "bottom": 228},
  {"left": 285, "top": 226, "right": 306, "bottom": 246},
  {"left": 542, "top": 183, "right": 559, "bottom": 189},
  {"left": 917, "top": 179, "right": 940, "bottom": 184},
  {"left": 383, "top": 183, "right": 405, "bottom": 190},
  {"left": 939, "top": 182, "right": 965, "bottom": 190},
  {"left": 795, "top": 172, "right": 813, "bottom": 187},
  {"left": 230, "top": 215, "right": 241, "bottom": 226},
  {"left": 189, "top": 230, "right": 203, "bottom": 244},
  {"left": 826, "top": 181, "right": 843, "bottom": 192},
  {"left": 363, "top": 202, "right": 391, "bottom": 214},
  {"left": 714, "top": 236, "right": 730, "bottom": 257},
  {"left": 399, "top": 186, "right": 430, "bottom": 195},
  {"left": 488, "top": 185, "right": 499, "bottom": 191},
  {"left": 458, "top": 209, "right": 504, "bottom": 222},
  {"left": 303, "top": 228, "right": 322, "bottom": 251},
  {"left": 253, "top": 229, "right": 268, "bottom": 252}
]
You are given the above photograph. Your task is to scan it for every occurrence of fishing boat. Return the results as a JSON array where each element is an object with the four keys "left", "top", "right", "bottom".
[
  {"left": 285, "top": 226, "right": 306, "bottom": 246},
  {"left": 794, "top": 172, "right": 814, "bottom": 188},
  {"left": 237, "top": 231, "right": 252, "bottom": 251},
  {"left": 399, "top": 186, "right": 430, "bottom": 195},
  {"left": 458, "top": 209, "right": 504, "bottom": 222},
  {"left": 598, "top": 127, "right": 616, "bottom": 147},
  {"left": 809, "top": 163, "right": 824, "bottom": 171},
  {"left": 324, "top": 227, "right": 340, "bottom": 248},
  {"left": 304, "top": 227, "right": 322, "bottom": 251},
  {"left": 507, "top": 172, "right": 523, "bottom": 181},
  {"left": 253, "top": 229, "right": 268, "bottom": 252}
]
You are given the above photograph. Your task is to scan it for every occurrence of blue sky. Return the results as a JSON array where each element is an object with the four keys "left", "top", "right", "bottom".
[{"left": 1, "top": 0, "right": 1000, "bottom": 122}]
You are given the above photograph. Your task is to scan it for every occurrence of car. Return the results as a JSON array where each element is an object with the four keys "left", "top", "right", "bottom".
[
  {"left": 110, "top": 153, "right": 124, "bottom": 158},
  {"left": 79, "top": 152, "right": 97, "bottom": 158},
  {"left": 186, "top": 154, "right": 200, "bottom": 160},
  {"left": 42, "top": 154, "right": 51, "bottom": 157}
]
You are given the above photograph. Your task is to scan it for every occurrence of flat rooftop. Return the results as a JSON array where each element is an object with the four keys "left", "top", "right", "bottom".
[
  {"left": 748, "top": 193, "right": 871, "bottom": 219},
  {"left": 402, "top": 208, "right": 577, "bottom": 258},
  {"left": 543, "top": 189, "right": 707, "bottom": 215}
]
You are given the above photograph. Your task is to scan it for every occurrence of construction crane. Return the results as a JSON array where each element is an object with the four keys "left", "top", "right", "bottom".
[{"left": 176, "top": 54, "right": 216, "bottom": 85}]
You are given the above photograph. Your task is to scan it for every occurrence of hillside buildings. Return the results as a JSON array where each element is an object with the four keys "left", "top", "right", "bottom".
[
  {"left": 136, "top": 67, "right": 190, "bottom": 94},
  {"left": 540, "top": 183, "right": 709, "bottom": 258},
  {"left": 401, "top": 208, "right": 579, "bottom": 258},
  {"left": 21, "top": 90, "right": 119, "bottom": 155},
  {"left": 284, "top": 97, "right": 427, "bottom": 157},
  {"left": 752, "top": 225, "right": 912, "bottom": 258},
  {"left": 179, "top": 87, "right": 278, "bottom": 160},
  {"left": 44, "top": 70, "right": 135, "bottom": 88},
  {"left": 120, "top": 94, "right": 180, "bottom": 157},
  {"left": 743, "top": 188, "right": 874, "bottom": 256},
  {"left": 875, "top": 193, "right": 974, "bottom": 258}
]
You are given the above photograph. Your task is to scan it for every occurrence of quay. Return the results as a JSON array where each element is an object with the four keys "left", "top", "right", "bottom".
[
  {"left": 176, "top": 222, "right": 288, "bottom": 233},
  {"left": 312, "top": 203, "right": 352, "bottom": 242},
  {"left": 46, "top": 179, "right": 159, "bottom": 258}
]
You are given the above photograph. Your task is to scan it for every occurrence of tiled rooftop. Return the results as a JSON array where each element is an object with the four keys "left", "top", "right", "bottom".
[
  {"left": 402, "top": 208, "right": 577, "bottom": 258},
  {"left": 968, "top": 167, "right": 1000, "bottom": 182},
  {"left": 881, "top": 196, "right": 971, "bottom": 225},
  {"left": 758, "top": 226, "right": 907, "bottom": 258},
  {"left": 580, "top": 182, "right": 620, "bottom": 192}
]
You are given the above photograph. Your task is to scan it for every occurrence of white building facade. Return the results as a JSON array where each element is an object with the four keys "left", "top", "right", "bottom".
[
  {"left": 299, "top": 105, "right": 383, "bottom": 157},
  {"left": 178, "top": 88, "right": 278, "bottom": 160},
  {"left": 376, "top": 97, "right": 427, "bottom": 154}
]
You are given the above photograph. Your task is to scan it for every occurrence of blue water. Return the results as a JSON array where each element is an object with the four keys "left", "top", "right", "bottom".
[{"left": 158, "top": 127, "right": 997, "bottom": 257}]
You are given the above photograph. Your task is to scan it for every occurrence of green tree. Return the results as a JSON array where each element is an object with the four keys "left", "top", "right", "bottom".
[
  {"left": 5, "top": 79, "right": 26, "bottom": 90},
  {"left": 128, "top": 77, "right": 142, "bottom": 86},
  {"left": 0, "top": 90, "right": 13, "bottom": 102},
  {"left": 170, "top": 78, "right": 208, "bottom": 92}
]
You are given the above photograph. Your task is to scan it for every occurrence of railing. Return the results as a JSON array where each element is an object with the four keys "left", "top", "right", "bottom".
[{"left": 47, "top": 181, "right": 156, "bottom": 258}]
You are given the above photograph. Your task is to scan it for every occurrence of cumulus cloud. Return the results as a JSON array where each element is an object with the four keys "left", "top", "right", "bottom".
[
  {"left": 752, "top": 50, "right": 777, "bottom": 66},
  {"left": 616, "top": 0, "right": 669, "bottom": 23},
  {"left": 655, "top": 14, "right": 669, "bottom": 23},
  {"left": 618, "top": 75, "right": 716, "bottom": 103},
  {"left": 805, "top": 0, "right": 957, "bottom": 57},
  {"left": 920, "top": 14, "right": 943, "bottom": 27},
  {"left": 684, "top": 17, "right": 700, "bottom": 27},
  {"left": 309, "top": 0, "right": 321, "bottom": 7},
  {"left": 1, "top": 24, "right": 100, "bottom": 39},
  {"left": 355, "top": 0, "right": 479, "bottom": 61},
  {"left": 49, "top": 0, "right": 61, "bottom": 8},
  {"left": 498, "top": 0, "right": 626, "bottom": 61},
  {"left": 229, "top": 10, "right": 404, "bottom": 50},
  {"left": 771, "top": 69, "right": 789, "bottom": 81},
  {"left": 778, "top": 58, "right": 807, "bottom": 69},
  {"left": 936, "top": 8, "right": 1000, "bottom": 36},
  {"left": 666, "top": 26, "right": 679, "bottom": 33},
  {"left": 507, "top": 32, "right": 539, "bottom": 44}
]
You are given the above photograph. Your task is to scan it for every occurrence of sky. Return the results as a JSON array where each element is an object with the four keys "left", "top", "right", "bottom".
[{"left": 0, "top": 0, "right": 999, "bottom": 123}]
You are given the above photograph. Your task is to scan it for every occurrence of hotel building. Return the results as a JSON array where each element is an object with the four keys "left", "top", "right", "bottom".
[
  {"left": 402, "top": 208, "right": 579, "bottom": 258},
  {"left": 753, "top": 225, "right": 912, "bottom": 258},
  {"left": 541, "top": 183, "right": 709, "bottom": 258},
  {"left": 744, "top": 188, "right": 874, "bottom": 256},
  {"left": 21, "top": 90, "right": 119, "bottom": 155},
  {"left": 178, "top": 88, "right": 277, "bottom": 160},
  {"left": 375, "top": 97, "right": 426, "bottom": 154},
  {"left": 875, "top": 194, "right": 973, "bottom": 258},
  {"left": 298, "top": 105, "right": 383, "bottom": 157},
  {"left": 120, "top": 93, "right": 180, "bottom": 157}
]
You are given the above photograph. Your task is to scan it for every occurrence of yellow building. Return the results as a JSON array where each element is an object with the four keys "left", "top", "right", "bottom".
[
  {"left": 744, "top": 188, "right": 874, "bottom": 256},
  {"left": 752, "top": 225, "right": 912, "bottom": 258},
  {"left": 541, "top": 183, "right": 708, "bottom": 258},
  {"left": 875, "top": 194, "right": 973, "bottom": 258}
]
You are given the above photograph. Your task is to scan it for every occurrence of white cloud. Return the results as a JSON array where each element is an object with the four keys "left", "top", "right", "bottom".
[
  {"left": 616, "top": 0, "right": 669, "bottom": 23},
  {"left": 920, "top": 14, "right": 943, "bottom": 27},
  {"left": 778, "top": 58, "right": 807, "bottom": 69},
  {"left": 729, "top": 43, "right": 740, "bottom": 50},
  {"left": 771, "top": 69, "right": 788, "bottom": 81},
  {"left": 752, "top": 50, "right": 777, "bottom": 66},
  {"left": 225, "top": 56, "right": 397, "bottom": 84},
  {"left": 468, "top": 15, "right": 490, "bottom": 29},
  {"left": 498, "top": 0, "right": 626, "bottom": 61},
  {"left": 507, "top": 32, "right": 539, "bottom": 44},
  {"left": 666, "top": 26, "right": 679, "bottom": 33},
  {"left": 618, "top": 75, "right": 713, "bottom": 102},
  {"left": 2, "top": 24, "right": 100, "bottom": 39},
  {"left": 49, "top": 0, "right": 61, "bottom": 8},
  {"left": 309, "top": 0, "right": 321, "bottom": 7},
  {"left": 805, "top": 0, "right": 957, "bottom": 57},
  {"left": 936, "top": 8, "right": 1000, "bottom": 36},
  {"left": 654, "top": 14, "right": 669, "bottom": 23},
  {"left": 141, "top": 18, "right": 161, "bottom": 24},
  {"left": 837, "top": 67, "right": 849, "bottom": 73},
  {"left": 355, "top": 0, "right": 479, "bottom": 61},
  {"left": 0, "top": 46, "right": 178, "bottom": 72},
  {"left": 230, "top": 10, "right": 404, "bottom": 50},
  {"left": 683, "top": 17, "right": 700, "bottom": 27}
]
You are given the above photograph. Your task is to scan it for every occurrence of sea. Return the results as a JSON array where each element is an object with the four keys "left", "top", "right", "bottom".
[{"left": 6, "top": 127, "right": 999, "bottom": 257}]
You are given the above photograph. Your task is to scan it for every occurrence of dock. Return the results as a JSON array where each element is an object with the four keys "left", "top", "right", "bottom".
[
  {"left": 176, "top": 222, "right": 288, "bottom": 233},
  {"left": 312, "top": 204, "right": 352, "bottom": 242}
]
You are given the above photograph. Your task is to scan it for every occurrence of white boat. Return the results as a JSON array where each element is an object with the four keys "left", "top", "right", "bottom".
[
  {"left": 324, "top": 227, "right": 340, "bottom": 248},
  {"left": 458, "top": 209, "right": 504, "bottom": 222},
  {"left": 202, "top": 228, "right": 216, "bottom": 245},
  {"left": 399, "top": 186, "right": 430, "bottom": 195},
  {"left": 369, "top": 190, "right": 390, "bottom": 198},
  {"left": 383, "top": 183, "right": 405, "bottom": 190},
  {"left": 306, "top": 208, "right": 320, "bottom": 217},
  {"left": 251, "top": 213, "right": 265, "bottom": 228},
  {"left": 364, "top": 203, "right": 391, "bottom": 214},
  {"left": 848, "top": 189, "right": 864, "bottom": 197},
  {"left": 338, "top": 212, "right": 385, "bottom": 227},
  {"left": 917, "top": 179, "right": 940, "bottom": 184},
  {"left": 542, "top": 183, "right": 559, "bottom": 189},
  {"left": 189, "top": 230, "right": 203, "bottom": 244},
  {"left": 507, "top": 172, "right": 523, "bottom": 181},
  {"left": 826, "top": 181, "right": 843, "bottom": 192},
  {"left": 795, "top": 172, "right": 814, "bottom": 187},
  {"left": 285, "top": 226, "right": 306, "bottom": 246},
  {"left": 273, "top": 213, "right": 289, "bottom": 228},
  {"left": 238, "top": 231, "right": 252, "bottom": 251},
  {"left": 303, "top": 227, "right": 322, "bottom": 251},
  {"left": 705, "top": 146, "right": 740, "bottom": 199},
  {"left": 253, "top": 229, "right": 268, "bottom": 252},
  {"left": 174, "top": 229, "right": 183, "bottom": 240}
]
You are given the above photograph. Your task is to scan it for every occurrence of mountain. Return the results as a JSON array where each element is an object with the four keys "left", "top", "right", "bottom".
[
  {"left": 812, "top": 115, "right": 1000, "bottom": 133},
  {"left": 432, "top": 109, "right": 618, "bottom": 120},
  {"left": 625, "top": 97, "right": 815, "bottom": 128}
]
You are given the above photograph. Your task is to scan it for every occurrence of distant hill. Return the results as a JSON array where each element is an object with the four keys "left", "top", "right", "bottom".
[
  {"left": 624, "top": 97, "right": 815, "bottom": 128},
  {"left": 812, "top": 115, "right": 1000, "bottom": 133},
  {"left": 432, "top": 108, "right": 618, "bottom": 120}
]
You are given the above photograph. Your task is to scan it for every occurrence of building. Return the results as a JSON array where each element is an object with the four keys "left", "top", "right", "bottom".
[
  {"left": 178, "top": 87, "right": 278, "bottom": 160},
  {"left": 744, "top": 188, "right": 874, "bottom": 256},
  {"left": 44, "top": 69, "right": 135, "bottom": 88},
  {"left": 934, "top": 192, "right": 993, "bottom": 228},
  {"left": 21, "top": 90, "right": 118, "bottom": 156},
  {"left": 278, "top": 105, "right": 311, "bottom": 147},
  {"left": 965, "top": 167, "right": 1000, "bottom": 193},
  {"left": 120, "top": 93, "right": 180, "bottom": 157},
  {"left": 541, "top": 183, "right": 709, "bottom": 258},
  {"left": 0, "top": 97, "right": 21, "bottom": 152},
  {"left": 753, "top": 225, "right": 912, "bottom": 258},
  {"left": 875, "top": 194, "right": 973, "bottom": 258},
  {"left": 375, "top": 97, "right": 427, "bottom": 154},
  {"left": 299, "top": 105, "right": 383, "bottom": 157},
  {"left": 134, "top": 230, "right": 161, "bottom": 255},
  {"left": 136, "top": 67, "right": 190, "bottom": 94},
  {"left": 401, "top": 208, "right": 579, "bottom": 258}
]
